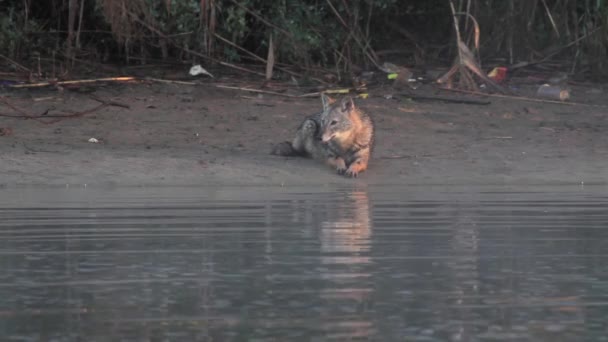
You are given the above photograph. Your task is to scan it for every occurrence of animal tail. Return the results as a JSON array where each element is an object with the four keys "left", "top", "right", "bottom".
[{"left": 270, "top": 141, "right": 300, "bottom": 156}]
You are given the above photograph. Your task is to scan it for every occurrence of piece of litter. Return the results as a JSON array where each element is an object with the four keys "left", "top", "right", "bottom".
[
  {"left": 88, "top": 138, "right": 99, "bottom": 143},
  {"left": 189, "top": 65, "right": 214, "bottom": 78},
  {"left": 379, "top": 62, "right": 401, "bottom": 73},
  {"left": 488, "top": 66, "right": 508, "bottom": 83},
  {"left": 290, "top": 76, "right": 299, "bottom": 86},
  {"left": 537, "top": 84, "right": 570, "bottom": 101}
]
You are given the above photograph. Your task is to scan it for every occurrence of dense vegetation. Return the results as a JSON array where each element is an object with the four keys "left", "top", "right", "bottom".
[{"left": 1, "top": 0, "right": 606, "bottom": 79}]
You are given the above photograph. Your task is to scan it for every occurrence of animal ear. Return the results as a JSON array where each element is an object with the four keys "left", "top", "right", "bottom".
[
  {"left": 340, "top": 97, "right": 355, "bottom": 112},
  {"left": 321, "top": 93, "right": 336, "bottom": 110}
]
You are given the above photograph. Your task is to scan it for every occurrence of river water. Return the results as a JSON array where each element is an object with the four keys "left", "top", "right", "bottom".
[{"left": 1, "top": 185, "right": 607, "bottom": 341}]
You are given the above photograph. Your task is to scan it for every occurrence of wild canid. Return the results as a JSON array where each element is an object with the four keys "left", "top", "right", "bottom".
[{"left": 271, "top": 94, "right": 374, "bottom": 178}]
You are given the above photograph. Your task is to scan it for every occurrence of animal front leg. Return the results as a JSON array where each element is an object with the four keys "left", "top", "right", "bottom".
[
  {"left": 326, "top": 157, "right": 347, "bottom": 175},
  {"left": 344, "top": 149, "right": 370, "bottom": 178}
]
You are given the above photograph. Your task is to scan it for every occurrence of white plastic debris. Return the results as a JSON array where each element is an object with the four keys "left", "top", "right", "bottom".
[
  {"left": 379, "top": 62, "right": 400, "bottom": 74},
  {"left": 189, "top": 65, "right": 214, "bottom": 78},
  {"left": 88, "top": 137, "right": 99, "bottom": 143}
]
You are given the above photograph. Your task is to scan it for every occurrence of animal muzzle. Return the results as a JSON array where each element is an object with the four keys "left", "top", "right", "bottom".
[{"left": 321, "top": 132, "right": 335, "bottom": 143}]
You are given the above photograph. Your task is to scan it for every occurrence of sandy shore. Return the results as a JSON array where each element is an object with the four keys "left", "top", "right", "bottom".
[{"left": 1, "top": 80, "right": 607, "bottom": 188}]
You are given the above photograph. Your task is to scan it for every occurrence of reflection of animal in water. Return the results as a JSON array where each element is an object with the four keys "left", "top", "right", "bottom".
[
  {"left": 320, "top": 190, "right": 371, "bottom": 258},
  {"left": 318, "top": 190, "right": 373, "bottom": 339},
  {"left": 281, "top": 190, "right": 371, "bottom": 256},
  {"left": 271, "top": 94, "right": 375, "bottom": 178}
]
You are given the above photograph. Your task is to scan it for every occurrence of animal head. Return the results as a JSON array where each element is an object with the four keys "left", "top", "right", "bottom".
[{"left": 319, "top": 94, "right": 357, "bottom": 143}]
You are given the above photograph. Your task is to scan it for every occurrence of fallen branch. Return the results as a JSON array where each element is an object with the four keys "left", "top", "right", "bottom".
[
  {"left": 141, "top": 77, "right": 307, "bottom": 97},
  {"left": 0, "top": 96, "right": 34, "bottom": 117},
  {"left": 399, "top": 93, "right": 491, "bottom": 105},
  {"left": 0, "top": 96, "right": 53, "bottom": 124},
  {"left": 0, "top": 95, "right": 129, "bottom": 124},
  {"left": 443, "top": 88, "right": 608, "bottom": 107},
  {"left": 40, "top": 102, "right": 110, "bottom": 124},
  {"left": 89, "top": 95, "right": 130, "bottom": 109},
  {"left": 142, "top": 79, "right": 300, "bottom": 97},
  {"left": 379, "top": 154, "right": 434, "bottom": 159},
  {"left": 8, "top": 77, "right": 136, "bottom": 89},
  {"left": 7, "top": 73, "right": 358, "bottom": 100},
  {"left": 143, "top": 77, "right": 198, "bottom": 85},
  {"left": 214, "top": 85, "right": 297, "bottom": 97}
]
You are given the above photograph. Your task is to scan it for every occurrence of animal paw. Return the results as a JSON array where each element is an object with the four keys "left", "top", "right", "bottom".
[
  {"left": 345, "top": 169, "right": 359, "bottom": 178},
  {"left": 344, "top": 163, "right": 366, "bottom": 178},
  {"left": 329, "top": 157, "right": 347, "bottom": 175}
]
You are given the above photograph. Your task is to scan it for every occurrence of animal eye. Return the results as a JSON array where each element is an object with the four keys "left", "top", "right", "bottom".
[{"left": 330, "top": 120, "right": 337, "bottom": 126}]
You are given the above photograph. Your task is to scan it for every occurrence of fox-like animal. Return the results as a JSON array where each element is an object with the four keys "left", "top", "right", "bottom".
[{"left": 271, "top": 94, "right": 374, "bottom": 178}]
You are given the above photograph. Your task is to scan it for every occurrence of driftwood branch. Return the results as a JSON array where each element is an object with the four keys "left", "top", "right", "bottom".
[
  {"left": 0, "top": 95, "right": 129, "bottom": 124},
  {"left": 445, "top": 88, "right": 607, "bottom": 107},
  {"left": 8, "top": 77, "right": 136, "bottom": 89},
  {"left": 399, "top": 93, "right": 491, "bottom": 105}
]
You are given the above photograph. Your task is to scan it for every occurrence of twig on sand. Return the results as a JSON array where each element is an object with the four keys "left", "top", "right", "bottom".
[
  {"left": 380, "top": 154, "right": 434, "bottom": 159},
  {"left": 399, "top": 93, "right": 491, "bottom": 105},
  {"left": 444, "top": 88, "right": 608, "bottom": 107},
  {"left": 0, "top": 96, "right": 34, "bottom": 117},
  {"left": 214, "top": 85, "right": 369, "bottom": 98},
  {"left": 6, "top": 74, "right": 340, "bottom": 100},
  {"left": 39, "top": 102, "right": 110, "bottom": 124},
  {"left": 88, "top": 95, "right": 130, "bottom": 109},
  {"left": 143, "top": 77, "right": 198, "bottom": 85},
  {"left": 0, "top": 95, "right": 129, "bottom": 124},
  {"left": 482, "top": 136, "right": 513, "bottom": 139},
  {"left": 8, "top": 77, "right": 136, "bottom": 89},
  {"left": 214, "top": 85, "right": 298, "bottom": 97},
  {"left": 140, "top": 77, "right": 299, "bottom": 97}
]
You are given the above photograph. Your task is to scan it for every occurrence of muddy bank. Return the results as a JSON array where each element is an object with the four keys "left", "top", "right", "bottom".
[{"left": 1, "top": 80, "right": 608, "bottom": 188}]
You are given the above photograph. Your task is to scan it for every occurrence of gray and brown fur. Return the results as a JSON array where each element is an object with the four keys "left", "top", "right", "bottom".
[{"left": 271, "top": 94, "right": 375, "bottom": 178}]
